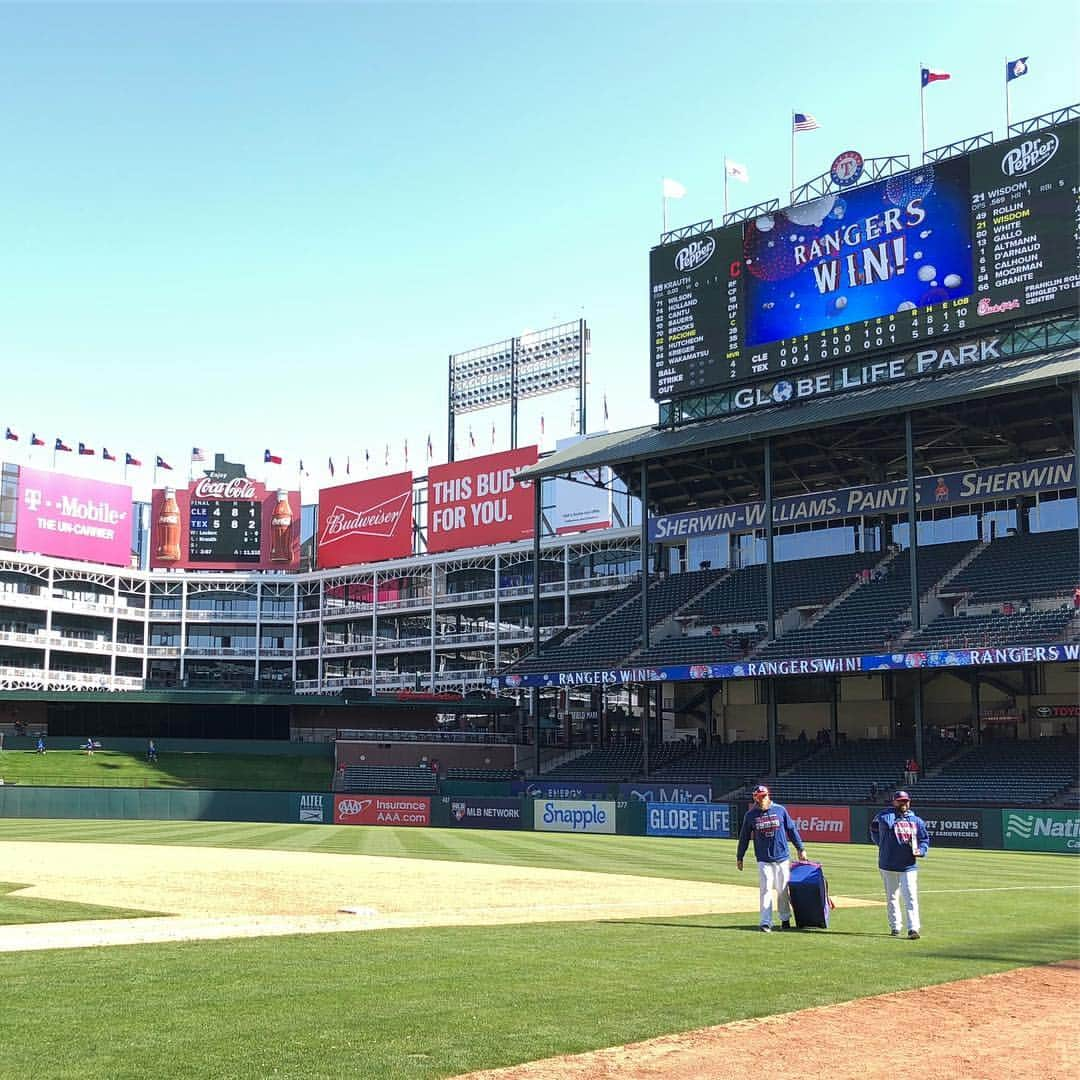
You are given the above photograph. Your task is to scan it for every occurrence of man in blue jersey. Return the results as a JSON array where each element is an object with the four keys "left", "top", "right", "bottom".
[
  {"left": 870, "top": 790, "right": 930, "bottom": 939},
  {"left": 736, "top": 785, "right": 808, "bottom": 932}
]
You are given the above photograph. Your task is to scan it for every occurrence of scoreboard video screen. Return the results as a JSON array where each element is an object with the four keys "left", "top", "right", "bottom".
[
  {"left": 650, "top": 119, "right": 1079, "bottom": 399},
  {"left": 188, "top": 498, "right": 262, "bottom": 563}
]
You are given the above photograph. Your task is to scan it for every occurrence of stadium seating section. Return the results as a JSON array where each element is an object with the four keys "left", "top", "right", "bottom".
[{"left": 338, "top": 765, "right": 439, "bottom": 793}]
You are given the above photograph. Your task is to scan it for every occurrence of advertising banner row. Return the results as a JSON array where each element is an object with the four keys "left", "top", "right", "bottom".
[
  {"left": 500, "top": 642, "right": 1080, "bottom": 689},
  {"left": 293, "top": 794, "right": 1078, "bottom": 854}
]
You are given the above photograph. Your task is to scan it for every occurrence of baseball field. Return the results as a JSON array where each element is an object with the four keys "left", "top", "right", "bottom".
[{"left": 0, "top": 818, "right": 1075, "bottom": 1079}]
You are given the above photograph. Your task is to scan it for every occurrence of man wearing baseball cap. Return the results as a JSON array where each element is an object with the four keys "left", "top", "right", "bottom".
[
  {"left": 870, "top": 790, "right": 930, "bottom": 939},
  {"left": 736, "top": 785, "right": 808, "bottom": 932}
]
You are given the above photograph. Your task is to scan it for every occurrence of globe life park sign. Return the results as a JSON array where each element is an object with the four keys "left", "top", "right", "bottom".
[{"left": 725, "top": 332, "right": 1005, "bottom": 414}]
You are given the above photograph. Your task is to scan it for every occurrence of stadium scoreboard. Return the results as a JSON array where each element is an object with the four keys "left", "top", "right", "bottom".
[
  {"left": 188, "top": 498, "right": 262, "bottom": 563},
  {"left": 650, "top": 119, "right": 1079, "bottom": 400}
]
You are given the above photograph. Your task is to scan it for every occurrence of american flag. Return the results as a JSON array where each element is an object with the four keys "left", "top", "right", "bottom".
[
  {"left": 793, "top": 112, "right": 820, "bottom": 132},
  {"left": 191, "top": 447, "right": 207, "bottom": 462}
]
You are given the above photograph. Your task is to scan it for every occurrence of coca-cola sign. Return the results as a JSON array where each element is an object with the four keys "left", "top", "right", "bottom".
[
  {"left": 317, "top": 472, "right": 414, "bottom": 568},
  {"left": 16, "top": 468, "right": 133, "bottom": 567},
  {"left": 1001, "top": 134, "right": 1059, "bottom": 177},
  {"left": 191, "top": 476, "right": 258, "bottom": 499}
]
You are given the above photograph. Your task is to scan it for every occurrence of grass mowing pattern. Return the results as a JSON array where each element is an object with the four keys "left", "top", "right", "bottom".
[
  {"left": 0, "top": 881, "right": 159, "bottom": 926},
  {"left": 0, "top": 819, "right": 1075, "bottom": 1079},
  {"left": 0, "top": 750, "right": 331, "bottom": 790}
]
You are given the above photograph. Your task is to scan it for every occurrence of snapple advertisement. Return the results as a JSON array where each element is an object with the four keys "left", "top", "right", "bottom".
[
  {"left": 744, "top": 158, "right": 972, "bottom": 347},
  {"left": 16, "top": 468, "right": 133, "bottom": 566}
]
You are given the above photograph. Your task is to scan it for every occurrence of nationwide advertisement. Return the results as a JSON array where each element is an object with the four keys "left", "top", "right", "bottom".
[
  {"left": 650, "top": 456, "right": 1074, "bottom": 542},
  {"left": 785, "top": 805, "right": 851, "bottom": 843},
  {"left": 552, "top": 435, "right": 611, "bottom": 536},
  {"left": 498, "top": 642, "right": 1080, "bottom": 688},
  {"left": 333, "top": 794, "right": 431, "bottom": 826},
  {"left": 426, "top": 446, "right": 538, "bottom": 554},
  {"left": 534, "top": 799, "right": 617, "bottom": 834},
  {"left": 918, "top": 809, "right": 984, "bottom": 848},
  {"left": 646, "top": 802, "right": 732, "bottom": 839},
  {"left": 317, "top": 472, "right": 414, "bottom": 568},
  {"left": 1001, "top": 810, "right": 1080, "bottom": 853},
  {"left": 149, "top": 454, "right": 300, "bottom": 571},
  {"left": 16, "top": 468, "right": 132, "bottom": 567},
  {"left": 618, "top": 782, "right": 713, "bottom": 803},
  {"left": 649, "top": 119, "right": 1079, "bottom": 399},
  {"left": 445, "top": 797, "right": 522, "bottom": 830}
]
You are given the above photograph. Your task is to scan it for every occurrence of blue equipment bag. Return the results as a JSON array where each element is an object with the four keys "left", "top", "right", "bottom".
[{"left": 787, "top": 860, "right": 832, "bottom": 929}]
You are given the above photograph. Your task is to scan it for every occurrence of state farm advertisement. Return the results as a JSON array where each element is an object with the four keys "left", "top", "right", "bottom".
[
  {"left": 16, "top": 468, "right": 132, "bottom": 566},
  {"left": 785, "top": 805, "right": 851, "bottom": 843},
  {"left": 334, "top": 795, "right": 431, "bottom": 826},
  {"left": 317, "top": 472, "right": 414, "bottom": 568},
  {"left": 426, "top": 446, "right": 538, "bottom": 554}
]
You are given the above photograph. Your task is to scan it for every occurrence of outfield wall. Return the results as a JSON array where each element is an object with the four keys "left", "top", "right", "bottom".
[{"left": 0, "top": 787, "right": 1074, "bottom": 852}]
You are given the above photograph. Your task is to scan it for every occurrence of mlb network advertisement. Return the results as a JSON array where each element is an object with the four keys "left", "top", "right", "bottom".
[
  {"left": 317, "top": 472, "right": 414, "bottom": 568},
  {"left": 426, "top": 446, "right": 538, "bottom": 554},
  {"left": 16, "top": 468, "right": 133, "bottom": 566},
  {"left": 149, "top": 458, "right": 300, "bottom": 571},
  {"left": 650, "top": 119, "right": 1079, "bottom": 398}
]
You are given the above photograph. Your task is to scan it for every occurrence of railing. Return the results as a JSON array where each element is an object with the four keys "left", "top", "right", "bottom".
[
  {"left": 338, "top": 729, "right": 516, "bottom": 744},
  {"left": 183, "top": 609, "right": 259, "bottom": 622}
]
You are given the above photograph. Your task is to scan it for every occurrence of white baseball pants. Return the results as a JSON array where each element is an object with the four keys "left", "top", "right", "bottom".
[
  {"left": 757, "top": 858, "right": 792, "bottom": 926},
  {"left": 880, "top": 868, "right": 920, "bottom": 933}
]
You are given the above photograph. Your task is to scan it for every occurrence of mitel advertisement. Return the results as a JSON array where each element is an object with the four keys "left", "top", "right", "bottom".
[
  {"left": 333, "top": 795, "right": 431, "bottom": 826},
  {"left": 16, "top": 468, "right": 133, "bottom": 567},
  {"left": 426, "top": 446, "right": 538, "bottom": 554},
  {"left": 534, "top": 799, "right": 617, "bottom": 834},
  {"left": 618, "top": 782, "right": 712, "bottom": 804},
  {"left": 445, "top": 797, "right": 522, "bottom": 829},
  {"left": 317, "top": 472, "right": 414, "bottom": 568},
  {"left": 744, "top": 159, "right": 972, "bottom": 347},
  {"left": 646, "top": 802, "right": 731, "bottom": 839},
  {"left": 784, "top": 805, "right": 851, "bottom": 843}
]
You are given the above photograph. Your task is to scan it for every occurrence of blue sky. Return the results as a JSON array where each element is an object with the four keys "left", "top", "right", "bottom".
[{"left": 1, "top": 1, "right": 1077, "bottom": 497}]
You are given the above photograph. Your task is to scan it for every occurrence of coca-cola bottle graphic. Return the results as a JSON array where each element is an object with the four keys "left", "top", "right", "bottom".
[
  {"left": 155, "top": 487, "right": 181, "bottom": 562},
  {"left": 269, "top": 490, "right": 293, "bottom": 563}
]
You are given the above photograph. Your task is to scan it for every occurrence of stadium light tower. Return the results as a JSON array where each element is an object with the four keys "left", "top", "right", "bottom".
[{"left": 447, "top": 319, "right": 588, "bottom": 461}]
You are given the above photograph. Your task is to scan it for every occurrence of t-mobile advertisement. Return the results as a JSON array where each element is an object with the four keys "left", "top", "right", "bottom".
[
  {"left": 317, "top": 472, "right": 414, "bottom": 568},
  {"left": 426, "top": 446, "right": 538, "bottom": 554},
  {"left": 16, "top": 468, "right": 133, "bottom": 566},
  {"left": 744, "top": 157, "right": 972, "bottom": 347}
]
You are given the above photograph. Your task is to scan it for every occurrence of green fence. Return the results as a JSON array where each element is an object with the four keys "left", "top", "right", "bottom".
[{"left": 0, "top": 786, "right": 296, "bottom": 822}]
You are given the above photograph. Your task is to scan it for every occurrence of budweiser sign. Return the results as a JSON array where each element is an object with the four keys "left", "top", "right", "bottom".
[
  {"left": 317, "top": 472, "right": 414, "bottom": 568},
  {"left": 320, "top": 491, "right": 411, "bottom": 545},
  {"left": 192, "top": 476, "right": 257, "bottom": 499}
]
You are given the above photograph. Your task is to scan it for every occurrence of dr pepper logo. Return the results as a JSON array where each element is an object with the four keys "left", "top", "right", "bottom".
[
  {"left": 1001, "top": 134, "right": 1059, "bottom": 177},
  {"left": 674, "top": 237, "right": 716, "bottom": 272}
]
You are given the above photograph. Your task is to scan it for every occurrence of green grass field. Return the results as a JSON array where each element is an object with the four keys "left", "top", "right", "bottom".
[
  {"left": 0, "top": 819, "right": 1076, "bottom": 1079},
  {"left": 0, "top": 749, "right": 331, "bottom": 790}
]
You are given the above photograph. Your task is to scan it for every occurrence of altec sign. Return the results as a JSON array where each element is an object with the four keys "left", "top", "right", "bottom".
[
  {"left": 16, "top": 468, "right": 132, "bottom": 567},
  {"left": 426, "top": 446, "right": 538, "bottom": 554},
  {"left": 317, "top": 472, "right": 414, "bottom": 568}
]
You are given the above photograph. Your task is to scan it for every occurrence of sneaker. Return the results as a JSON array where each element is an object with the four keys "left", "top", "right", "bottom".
[
  {"left": 890, "top": 930, "right": 900, "bottom": 937},
  {"left": 908, "top": 930, "right": 921, "bottom": 940},
  {"left": 760, "top": 925, "right": 772, "bottom": 933},
  {"left": 780, "top": 920, "right": 791, "bottom": 930}
]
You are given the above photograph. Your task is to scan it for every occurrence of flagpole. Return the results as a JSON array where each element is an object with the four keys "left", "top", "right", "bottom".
[
  {"left": 791, "top": 112, "right": 796, "bottom": 192},
  {"left": 920, "top": 63, "right": 927, "bottom": 160},
  {"left": 723, "top": 152, "right": 728, "bottom": 217},
  {"left": 1004, "top": 57, "right": 1011, "bottom": 131},
  {"left": 662, "top": 186, "right": 668, "bottom": 234}
]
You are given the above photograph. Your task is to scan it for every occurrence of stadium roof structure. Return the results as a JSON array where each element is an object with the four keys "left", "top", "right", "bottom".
[{"left": 519, "top": 347, "right": 1080, "bottom": 514}]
